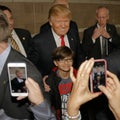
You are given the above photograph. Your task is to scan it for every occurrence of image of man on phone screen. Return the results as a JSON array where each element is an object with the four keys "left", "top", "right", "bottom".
[{"left": 11, "top": 69, "right": 27, "bottom": 93}]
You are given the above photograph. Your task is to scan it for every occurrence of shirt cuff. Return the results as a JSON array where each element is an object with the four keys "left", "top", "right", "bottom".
[
  {"left": 30, "top": 100, "right": 55, "bottom": 120},
  {"left": 92, "top": 38, "right": 96, "bottom": 43}
]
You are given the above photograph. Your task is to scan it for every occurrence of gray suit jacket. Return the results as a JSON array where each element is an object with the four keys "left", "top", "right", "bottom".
[{"left": 0, "top": 48, "right": 50, "bottom": 119}]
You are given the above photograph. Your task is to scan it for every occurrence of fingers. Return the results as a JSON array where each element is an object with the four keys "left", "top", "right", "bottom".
[
  {"left": 25, "top": 78, "right": 34, "bottom": 88},
  {"left": 70, "top": 67, "right": 76, "bottom": 83},
  {"left": 17, "top": 78, "right": 35, "bottom": 101},
  {"left": 91, "top": 92, "right": 102, "bottom": 100},
  {"left": 107, "top": 71, "right": 120, "bottom": 85},
  {"left": 25, "top": 78, "right": 39, "bottom": 93},
  {"left": 77, "top": 58, "right": 94, "bottom": 84},
  {"left": 76, "top": 60, "right": 88, "bottom": 82},
  {"left": 43, "top": 75, "right": 48, "bottom": 83},
  {"left": 98, "top": 85, "right": 111, "bottom": 99},
  {"left": 98, "top": 78, "right": 115, "bottom": 99},
  {"left": 17, "top": 96, "right": 26, "bottom": 100}
]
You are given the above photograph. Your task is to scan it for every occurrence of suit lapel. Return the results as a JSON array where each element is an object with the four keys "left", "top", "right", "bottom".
[
  {"left": 67, "top": 32, "right": 75, "bottom": 50},
  {"left": 48, "top": 29, "right": 57, "bottom": 49},
  {"left": 0, "top": 50, "right": 13, "bottom": 106}
]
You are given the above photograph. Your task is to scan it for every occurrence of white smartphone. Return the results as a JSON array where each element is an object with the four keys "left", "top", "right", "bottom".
[
  {"left": 7, "top": 63, "right": 28, "bottom": 97},
  {"left": 90, "top": 59, "right": 107, "bottom": 92}
]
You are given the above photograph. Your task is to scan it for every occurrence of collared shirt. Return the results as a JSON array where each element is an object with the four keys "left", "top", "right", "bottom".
[
  {"left": 0, "top": 44, "right": 11, "bottom": 75},
  {"left": 17, "top": 78, "right": 24, "bottom": 83},
  {"left": 51, "top": 28, "right": 70, "bottom": 47},
  {"left": 97, "top": 24, "right": 107, "bottom": 53},
  {"left": 10, "top": 30, "right": 27, "bottom": 57}
]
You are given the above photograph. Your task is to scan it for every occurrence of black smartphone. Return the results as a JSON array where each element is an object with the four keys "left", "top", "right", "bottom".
[{"left": 90, "top": 59, "right": 107, "bottom": 92}]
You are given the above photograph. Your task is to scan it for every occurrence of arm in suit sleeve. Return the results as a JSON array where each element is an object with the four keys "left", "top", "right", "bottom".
[
  {"left": 30, "top": 100, "right": 56, "bottom": 120},
  {"left": 107, "top": 24, "right": 120, "bottom": 47},
  {"left": 82, "top": 27, "right": 97, "bottom": 59}
]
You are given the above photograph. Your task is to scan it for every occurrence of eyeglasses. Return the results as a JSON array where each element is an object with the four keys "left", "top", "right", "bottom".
[{"left": 58, "top": 58, "right": 73, "bottom": 63}]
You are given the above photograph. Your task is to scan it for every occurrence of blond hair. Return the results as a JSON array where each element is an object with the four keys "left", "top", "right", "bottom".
[{"left": 48, "top": 4, "right": 71, "bottom": 20}]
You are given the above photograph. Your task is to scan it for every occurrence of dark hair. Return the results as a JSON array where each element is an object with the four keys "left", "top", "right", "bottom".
[
  {"left": 0, "top": 5, "right": 12, "bottom": 13},
  {"left": 52, "top": 46, "right": 74, "bottom": 61},
  {"left": 0, "top": 10, "right": 10, "bottom": 42}
]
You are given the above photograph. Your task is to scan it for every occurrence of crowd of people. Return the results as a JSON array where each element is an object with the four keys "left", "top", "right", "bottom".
[{"left": 0, "top": 0, "right": 120, "bottom": 120}]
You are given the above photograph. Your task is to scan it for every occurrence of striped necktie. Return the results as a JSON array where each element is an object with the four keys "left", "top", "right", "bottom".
[{"left": 10, "top": 35, "right": 20, "bottom": 52}]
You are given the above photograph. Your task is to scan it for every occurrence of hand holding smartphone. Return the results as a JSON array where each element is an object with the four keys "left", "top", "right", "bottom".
[
  {"left": 7, "top": 63, "right": 28, "bottom": 97},
  {"left": 90, "top": 59, "right": 107, "bottom": 92}
]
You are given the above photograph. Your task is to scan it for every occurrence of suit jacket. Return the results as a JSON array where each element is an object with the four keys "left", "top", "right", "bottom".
[
  {"left": 0, "top": 48, "right": 44, "bottom": 119},
  {"left": 105, "top": 49, "right": 120, "bottom": 79},
  {"left": 14, "top": 28, "right": 32, "bottom": 56},
  {"left": 29, "top": 27, "right": 85, "bottom": 76},
  {"left": 11, "top": 77, "right": 26, "bottom": 92},
  {"left": 82, "top": 23, "right": 120, "bottom": 59}
]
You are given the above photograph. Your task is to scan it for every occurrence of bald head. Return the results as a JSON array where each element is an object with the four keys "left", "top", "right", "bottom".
[{"left": 96, "top": 6, "right": 109, "bottom": 27}]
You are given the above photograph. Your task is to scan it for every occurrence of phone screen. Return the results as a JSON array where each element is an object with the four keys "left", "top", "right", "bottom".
[
  {"left": 90, "top": 59, "right": 106, "bottom": 92},
  {"left": 7, "top": 63, "right": 28, "bottom": 96}
]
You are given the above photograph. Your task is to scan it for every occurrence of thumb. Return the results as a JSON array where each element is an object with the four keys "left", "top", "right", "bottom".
[{"left": 98, "top": 85, "right": 110, "bottom": 99}]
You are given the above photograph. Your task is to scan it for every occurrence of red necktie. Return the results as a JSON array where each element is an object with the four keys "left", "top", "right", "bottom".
[{"left": 60, "top": 35, "right": 65, "bottom": 46}]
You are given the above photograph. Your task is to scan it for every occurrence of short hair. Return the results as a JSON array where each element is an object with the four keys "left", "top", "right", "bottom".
[
  {"left": 0, "top": 10, "right": 10, "bottom": 42},
  {"left": 52, "top": 46, "right": 74, "bottom": 61},
  {"left": 48, "top": 4, "right": 71, "bottom": 20},
  {"left": 53, "top": 0, "right": 69, "bottom": 8},
  {"left": 96, "top": 6, "right": 109, "bottom": 16},
  {"left": 0, "top": 5, "right": 12, "bottom": 13},
  {"left": 15, "top": 69, "right": 22, "bottom": 74}
]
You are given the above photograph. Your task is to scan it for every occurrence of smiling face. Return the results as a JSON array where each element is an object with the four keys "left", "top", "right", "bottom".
[
  {"left": 54, "top": 57, "right": 73, "bottom": 72},
  {"left": 49, "top": 15, "right": 70, "bottom": 36},
  {"left": 16, "top": 70, "right": 23, "bottom": 79},
  {"left": 96, "top": 7, "right": 109, "bottom": 27},
  {"left": 49, "top": 4, "right": 71, "bottom": 36}
]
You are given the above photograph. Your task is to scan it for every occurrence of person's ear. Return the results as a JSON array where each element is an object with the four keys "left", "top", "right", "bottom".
[{"left": 49, "top": 20, "right": 52, "bottom": 26}]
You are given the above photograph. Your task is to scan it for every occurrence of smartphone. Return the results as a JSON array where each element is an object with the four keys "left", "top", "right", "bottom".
[
  {"left": 7, "top": 63, "right": 28, "bottom": 97},
  {"left": 90, "top": 59, "right": 107, "bottom": 92}
]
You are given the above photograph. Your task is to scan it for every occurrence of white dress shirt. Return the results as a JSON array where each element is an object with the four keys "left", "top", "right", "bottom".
[{"left": 51, "top": 28, "right": 70, "bottom": 48}]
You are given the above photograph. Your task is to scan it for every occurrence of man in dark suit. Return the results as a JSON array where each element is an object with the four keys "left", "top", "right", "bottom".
[
  {"left": 29, "top": 4, "right": 85, "bottom": 77},
  {"left": 82, "top": 6, "right": 117, "bottom": 120},
  {"left": 0, "top": 5, "right": 32, "bottom": 57},
  {"left": 82, "top": 6, "right": 120, "bottom": 59},
  {"left": 11, "top": 69, "right": 26, "bottom": 93},
  {"left": 0, "top": 10, "right": 56, "bottom": 119}
]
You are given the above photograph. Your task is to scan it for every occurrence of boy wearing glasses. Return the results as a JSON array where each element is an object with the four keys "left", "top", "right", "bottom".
[{"left": 44, "top": 46, "right": 76, "bottom": 120}]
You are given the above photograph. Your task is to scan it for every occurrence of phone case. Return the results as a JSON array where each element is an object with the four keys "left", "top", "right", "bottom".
[{"left": 90, "top": 59, "right": 107, "bottom": 92}]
